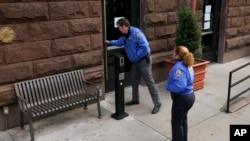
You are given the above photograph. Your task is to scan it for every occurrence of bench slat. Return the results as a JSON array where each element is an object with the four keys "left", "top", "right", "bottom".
[
  {"left": 27, "top": 81, "right": 37, "bottom": 106},
  {"left": 40, "top": 78, "right": 49, "bottom": 103},
  {"left": 77, "top": 70, "right": 87, "bottom": 100},
  {"left": 68, "top": 72, "right": 78, "bottom": 96},
  {"left": 53, "top": 75, "right": 63, "bottom": 100},
  {"left": 42, "top": 78, "right": 53, "bottom": 103},
  {"left": 49, "top": 76, "right": 58, "bottom": 101},
  {"left": 33, "top": 80, "right": 43, "bottom": 105},
  {"left": 64, "top": 73, "right": 73, "bottom": 98},
  {"left": 15, "top": 84, "right": 26, "bottom": 110},
  {"left": 31, "top": 94, "right": 89, "bottom": 117}
]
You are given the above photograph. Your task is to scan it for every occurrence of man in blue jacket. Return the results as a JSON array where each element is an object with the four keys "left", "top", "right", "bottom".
[{"left": 106, "top": 18, "right": 161, "bottom": 114}]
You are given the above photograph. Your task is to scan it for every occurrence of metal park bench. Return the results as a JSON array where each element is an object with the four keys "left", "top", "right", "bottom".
[{"left": 14, "top": 70, "right": 102, "bottom": 141}]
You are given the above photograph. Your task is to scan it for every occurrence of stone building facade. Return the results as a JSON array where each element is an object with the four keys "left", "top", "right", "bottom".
[
  {"left": 0, "top": 0, "right": 250, "bottom": 131},
  {"left": 218, "top": 0, "right": 250, "bottom": 62}
]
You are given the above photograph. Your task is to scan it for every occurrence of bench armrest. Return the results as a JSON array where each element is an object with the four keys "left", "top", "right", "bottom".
[
  {"left": 84, "top": 80, "right": 101, "bottom": 97},
  {"left": 17, "top": 96, "right": 29, "bottom": 103},
  {"left": 17, "top": 96, "right": 31, "bottom": 109},
  {"left": 85, "top": 80, "right": 99, "bottom": 89}
]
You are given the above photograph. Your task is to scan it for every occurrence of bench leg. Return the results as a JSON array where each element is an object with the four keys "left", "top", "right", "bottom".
[
  {"left": 97, "top": 100, "right": 102, "bottom": 119},
  {"left": 96, "top": 89, "right": 102, "bottom": 119},
  {"left": 27, "top": 117, "right": 35, "bottom": 141},
  {"left": 84, "top": 102, "right": 88, "bottom": 110},
  {"left": 20, "top": 112, "right": 24, "bottom": 130}
]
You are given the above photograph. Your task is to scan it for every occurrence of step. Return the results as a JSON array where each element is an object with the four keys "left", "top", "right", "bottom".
[{"left": 227, "top": 95, "right": 250, "bottom": 113}]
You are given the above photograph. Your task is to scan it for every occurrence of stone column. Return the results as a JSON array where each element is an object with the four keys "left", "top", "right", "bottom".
[{"left": 191, "top": 0, "right": 197, "bottom": 14}]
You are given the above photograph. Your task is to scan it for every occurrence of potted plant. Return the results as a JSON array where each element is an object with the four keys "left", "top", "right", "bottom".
[{"left": 165, "top": 6, "right": 209, "bottom": 91}]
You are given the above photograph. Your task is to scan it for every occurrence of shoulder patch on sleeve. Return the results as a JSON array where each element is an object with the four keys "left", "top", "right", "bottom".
[
  {"left": 136, "top": 32, "right": 141, "bottom": 38},
  {"left": 175, "top": 69, "right": 182, "bottom": 78}
]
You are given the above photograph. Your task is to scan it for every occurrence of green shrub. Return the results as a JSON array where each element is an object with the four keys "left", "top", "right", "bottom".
[{"left": 175, "top": 6, "right": 202, "bottom": 58}]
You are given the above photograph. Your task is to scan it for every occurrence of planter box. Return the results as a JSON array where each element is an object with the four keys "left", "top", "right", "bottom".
[{"left": 165, "top": 59, "right": 210, "bottom": 91}]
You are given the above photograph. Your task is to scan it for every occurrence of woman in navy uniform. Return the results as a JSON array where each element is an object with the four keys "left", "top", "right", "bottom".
[
  {"left": 165, "top": 46, "right": 195, "bottom": 141},
  {"left": 106, "top": 18, "right": 161, "bottom": 114}
]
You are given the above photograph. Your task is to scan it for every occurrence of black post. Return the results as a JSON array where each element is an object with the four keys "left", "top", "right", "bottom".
[{"left": 111, "top": 53, "right": 129, "bottom": 120}]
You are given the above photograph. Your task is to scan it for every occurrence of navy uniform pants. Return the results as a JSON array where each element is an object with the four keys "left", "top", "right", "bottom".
[
  {"left": 171, "top": 92, "right": 195, "bottom": 141},
  {"left": 131, "top": 56, "right": 161, "bottom": 106}
]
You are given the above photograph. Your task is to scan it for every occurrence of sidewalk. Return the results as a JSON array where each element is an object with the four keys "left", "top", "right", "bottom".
[{"left": 1, "top": 56, "right": 250, "bottom": 141}]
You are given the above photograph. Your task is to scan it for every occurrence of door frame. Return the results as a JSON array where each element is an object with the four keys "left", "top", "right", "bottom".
[{"left": 201, "top": 0, "right": 221, "bottom": 62}]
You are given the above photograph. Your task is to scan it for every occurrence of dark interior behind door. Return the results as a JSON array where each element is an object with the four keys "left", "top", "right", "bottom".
[{"left": 105, "top": 0, "right": 140, "bottom": 93}]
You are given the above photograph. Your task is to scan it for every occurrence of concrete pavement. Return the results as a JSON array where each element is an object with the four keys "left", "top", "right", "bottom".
[{"left": 0, "top": 56, "right": 250, "bottom": 141}]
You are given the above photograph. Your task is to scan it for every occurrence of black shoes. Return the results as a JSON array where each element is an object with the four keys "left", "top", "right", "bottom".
[
  {"left": 125, "top": 101, "right": 161, "bottom": 114},
  {"left": 151, "top": 103, "right": 161, "bottom": 114},
  {"left": 125, "top": 101, "right": 139, "bottom": 105}
]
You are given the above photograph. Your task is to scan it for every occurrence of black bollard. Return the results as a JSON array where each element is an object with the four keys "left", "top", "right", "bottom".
[{"left": 111, "top": 53, "right": 129, "bottom": 120}]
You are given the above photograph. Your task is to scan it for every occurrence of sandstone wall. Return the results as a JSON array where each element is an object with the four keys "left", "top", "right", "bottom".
[
  {"left": 141, "top": 0, "right": 203, "bottom": 81},
  {"left": 0, "top": 0, "right": 104, "bottom": 108},
  {"left": 220, "top": 0, "right": 250, "bottom": 62},
  {"left": 225, "top": 0, "right": 250, "bottom": 50}
]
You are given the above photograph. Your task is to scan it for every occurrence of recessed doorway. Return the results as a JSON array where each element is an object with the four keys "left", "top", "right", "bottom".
[
  {"left": 103, "top": 0, "right": 140, "bottom": 93},
  {"left": 201, "top": 0, "right": 221, "bottom": 62}
]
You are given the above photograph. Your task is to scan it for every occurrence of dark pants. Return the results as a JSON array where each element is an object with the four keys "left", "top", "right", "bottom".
[
  {"left": 131, "top": 56, "right": 161, "bottom": 106},
  {"left": 171, "top": 92, "right": 195, "bottom": 141}
]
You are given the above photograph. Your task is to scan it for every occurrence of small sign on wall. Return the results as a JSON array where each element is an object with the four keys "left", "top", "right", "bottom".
[
  {"left": 204, "top": 13, "right": 211, "bottom": 21},
  {"left": 203, "top": 5, "right": 212, "bottom": 31},
  {"left": 205, "top": 5, "right": 211, "bottom": 13},
  {"left": 114, "top": 17, "right": 124, "bottom": 28},
  {"left": 204, "top": 21, "right": 210, "bottom": 30}
]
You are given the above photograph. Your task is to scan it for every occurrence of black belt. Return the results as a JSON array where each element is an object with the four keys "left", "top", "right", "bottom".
[{"left": 139, "top": 55, "right": 150, "bottom": 63}]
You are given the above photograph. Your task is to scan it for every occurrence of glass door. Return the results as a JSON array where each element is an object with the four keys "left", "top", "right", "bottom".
[{"left": 201, "top": 0, "right": 221, "bottom": 62}]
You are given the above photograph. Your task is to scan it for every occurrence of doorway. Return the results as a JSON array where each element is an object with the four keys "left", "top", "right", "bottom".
[
  {"left": 103, "top": 0, "right": 140, "bottom": 93},
  {"left": 201, "top": 0, "right": 221, "bottom": 62}
]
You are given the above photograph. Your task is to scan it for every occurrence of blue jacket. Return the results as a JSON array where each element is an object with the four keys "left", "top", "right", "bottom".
[
  {"left": 165, "top": 59, "right": 194, "bottom": 95},
  {"left": 108, "top": 26, "right": 150, "bottom": 63}
]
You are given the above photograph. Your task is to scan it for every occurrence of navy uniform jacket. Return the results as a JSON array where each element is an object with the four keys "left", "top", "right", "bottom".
[
  {"left": 108, "top": 26, "right": 150, "bottom": 63},
  {"left": 165, "top": 59, "right": 194, "bottom": 95}
]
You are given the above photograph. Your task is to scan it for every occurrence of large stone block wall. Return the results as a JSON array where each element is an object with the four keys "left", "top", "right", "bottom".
[
  {"left": 218, "top": 0, "right": 250, "bottom": 62},
  {"left": 142, "top": 0, "right": 202, "bottom": 60},
  {"left": 0, "top": 0, "right": 104, "bottom": 108},
  {"left": 143, "top": 0, "right": 179, "bottom": 53},
  {"left": 225, "top": 0, "right": 250, "bottom": 51},
  {"left": 141, "top": 0, "right": 202, "bottom": 81}
]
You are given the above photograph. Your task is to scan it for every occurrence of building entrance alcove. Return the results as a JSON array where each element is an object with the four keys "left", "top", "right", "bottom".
[
  {"left": 103, "top": 0, "right": 140, "bottom": 93},
  {"left": 201, "top": 0, "right": 221, "bottom": 62}
]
